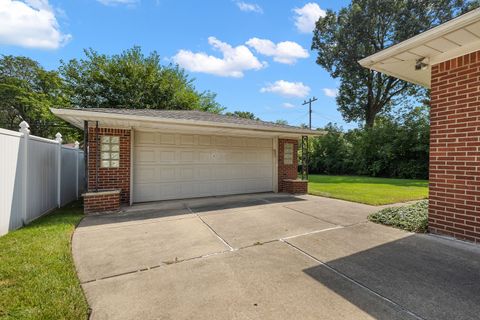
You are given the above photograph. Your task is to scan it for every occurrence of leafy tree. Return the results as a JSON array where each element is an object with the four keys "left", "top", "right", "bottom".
[
  {"left": 225, "top": 111, "right": 259, "bottom": 120},
  {"left": 0, "top": 55, "right": 80, "bottom": 141},
  {"left": 309, "top": 123, "right": 352, "bottom": 175},
  {"left": 59, "top": 46, "right": 223, "bottom": 113},
  {"left": 275, "top": 119, "right": 288, "bottom": 125},
  {"left": 309, "top": 105, "right": 430, "bottom": 179},
  {"left": 312, "top": 0, "right": 477, "bottom": 127}
]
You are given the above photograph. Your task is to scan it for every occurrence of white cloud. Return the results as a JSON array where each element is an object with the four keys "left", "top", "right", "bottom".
[
  {"left": 246, "top": 38, "right": 309, "bottom": 64},
  {"left": 293, "top": 2, "right": 326, "bottom": 33},
  {"left": 0, "top": 0, "right": 71, "bottom": 49},
  {"left": 97, "top": 0, "right": 138, "bottom": 5},
  {"left": 235, "top": 1, "right": 262, "bottom": 13},
  {"left": 282, "top": 102, "right": 296, "bottom": 109},
  {"left": 323, "top": 88, "right": 338, "bottom": 97},
  {"left": 173, "top": 37, "right": 265, "bottom": 78},
  {"left": 261, "top": 80, "right": 310, "bottom": 98}
]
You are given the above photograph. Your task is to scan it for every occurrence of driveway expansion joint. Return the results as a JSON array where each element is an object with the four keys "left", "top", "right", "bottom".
[
  {"left": 186, "top": 205, "right": 235, "bottom": 251},
  {"left": 80, "top": 249, "right": 234, "bottom": 284},
  {"left": 280, "top": 239, "right": 426, "bottom": 320}
]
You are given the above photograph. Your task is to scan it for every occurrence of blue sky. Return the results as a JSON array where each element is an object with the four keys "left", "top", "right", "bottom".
[{"left": 0, "top": 0, "right": 355, "bottom": 129}]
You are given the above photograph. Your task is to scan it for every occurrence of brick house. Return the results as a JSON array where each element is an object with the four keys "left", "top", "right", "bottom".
[
  {"left": 360, "top": 9, "right": 480, "bottom": 243},
  {"left": 51, "top": 108, "right": 319, "bottom": 214}
]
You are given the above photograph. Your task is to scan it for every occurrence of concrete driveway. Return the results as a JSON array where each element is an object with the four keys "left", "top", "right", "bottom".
[{"left": 73, "top": 193, "right": 480, "bottom": 320}]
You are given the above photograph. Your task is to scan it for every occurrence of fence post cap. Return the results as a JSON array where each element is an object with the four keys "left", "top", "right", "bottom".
[
  {"left": 19, "top": 121, "right": 30, "bottom": 134},
  {"left": 74, "top": 141, "right": 80, "bottom": 149},
  {"left": 55, "top": 132, "right": 63, "bottom": 143}
]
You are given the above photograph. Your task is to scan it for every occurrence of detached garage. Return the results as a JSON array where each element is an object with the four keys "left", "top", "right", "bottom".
[{"left": 51, "top": 108, "right": 319, "bottom": 214}]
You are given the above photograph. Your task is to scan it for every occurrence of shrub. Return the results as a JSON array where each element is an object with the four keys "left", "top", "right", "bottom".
[
  {"left": 368, "top": 200, "right": 428, "bottom": 232},
  {"left": 308, "top": 106, "right": 429, "bottom": 179}
]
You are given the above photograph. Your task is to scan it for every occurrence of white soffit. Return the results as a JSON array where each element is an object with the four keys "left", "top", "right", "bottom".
[{"left": 359, "top": 8, "right": 480, "bottom": 88}]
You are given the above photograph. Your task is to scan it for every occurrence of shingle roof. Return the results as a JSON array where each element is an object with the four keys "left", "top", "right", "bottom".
[{"left": 75, "top": 108, "right": 313, "bottom": 132}]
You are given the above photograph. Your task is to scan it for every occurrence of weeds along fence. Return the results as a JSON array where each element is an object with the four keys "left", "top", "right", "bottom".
[{"left": 0, "top": 121, "right": 84, "bottom": 236}]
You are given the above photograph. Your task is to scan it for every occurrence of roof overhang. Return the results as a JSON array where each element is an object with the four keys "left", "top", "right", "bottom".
[
  {"left": 51, "top": 108, "right": 323, "bottom": 138},
  {"left": 359, "top": 8, "right": 480, "bottom": 88}
]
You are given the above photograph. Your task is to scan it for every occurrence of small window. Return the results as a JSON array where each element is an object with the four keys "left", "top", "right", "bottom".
[
  {"left": 284, "top": 143, "right": 293, "bottom": 165},
  {"left": 100, "top": 136, "right": 120, "bottom": 168}
]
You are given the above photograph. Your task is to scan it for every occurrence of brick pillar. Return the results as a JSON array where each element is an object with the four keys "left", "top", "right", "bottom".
[
  {"left": 87, "top": 126, "right": 131, "bottom": 204},
  {"left": 429, "top": 51, "right": 480, "bottom": 243},
  {"left": 278, "top": 139, "right": 299, "bottom": 192}
]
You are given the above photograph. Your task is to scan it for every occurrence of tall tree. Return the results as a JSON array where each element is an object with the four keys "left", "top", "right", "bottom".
[
  {"left": 0, "top": 55, "right": 80, "bottom": 141},
  {"left": 60, "top": 47, "right": 223, "bottom": 113},
  {"left": 312, "top": 0, "right": 478, "bottom": 127},
  {"left": 225, "top": 111, "right": 259, "bottom": 120}
]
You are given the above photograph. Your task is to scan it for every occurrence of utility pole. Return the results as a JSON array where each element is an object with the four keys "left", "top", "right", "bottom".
[
  {"left": 302, "top": 97, "right": 318, "bottom": 129},
  {"left": 301, "top": 97, "right": 317, "bottom": 181}
]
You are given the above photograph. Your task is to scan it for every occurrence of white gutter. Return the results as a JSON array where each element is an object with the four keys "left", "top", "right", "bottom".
[
  {"left": 51, "top": 108, "right": 323, "bottom": 136},
  {"left": 359, "top": 8, "right": 480, "bottom": 67}
]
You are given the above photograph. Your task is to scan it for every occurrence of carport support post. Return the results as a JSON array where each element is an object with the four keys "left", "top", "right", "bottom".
[
  {"left": 301, "top": 135, "right": 308, "bottom": 180},
  {"left": 95, "top": 121, "right": 99, "bottom": 192},
  {"left": 84, "top": 121, "right": 88, "bottom": 193}
]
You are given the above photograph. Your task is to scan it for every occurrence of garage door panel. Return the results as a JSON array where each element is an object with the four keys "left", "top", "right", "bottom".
[
  {"left": 180, "top": 151, "right": 194, "bottom": 162},
  {"left": 180, "top": 135, "right": 195, "bottom": 145},
  {"left": 198, "top": 136, "right": 211, "bottom": 145},
  {"left": 160, "top": 134, "right": 175, "bottom": 145},
  {"left": 159, "top": 150, "right": 175, "bottom": 162},
  {"left": 136, "top": 149, "right": 156, "bottom": 162},
  {"left": 134, "top": 132, "right": 274, "bottom": 202},
  {"left": 136, "top": 131, "right": 156, "bottom": 144}
]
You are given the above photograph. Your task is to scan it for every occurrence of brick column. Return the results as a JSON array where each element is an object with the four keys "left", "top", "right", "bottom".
[
  {"left": 278, "top": 139, "right": 299, "bottom": 192},
  {"left": 429, "top": 51, "right": 480, "bottom": 243},
  {"left": 87, "top": 127, "right": 131, "bottom": 204}
]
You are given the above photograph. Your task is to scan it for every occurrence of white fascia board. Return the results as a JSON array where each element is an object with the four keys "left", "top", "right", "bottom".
[
  {"left": 359, "top": 8, "right": 480, "bottom": 67},
  {"left": 51, "top": 108, "right": 324, "bottom": 136}
]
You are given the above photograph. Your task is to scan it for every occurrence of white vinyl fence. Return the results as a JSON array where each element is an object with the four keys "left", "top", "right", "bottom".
[{"left": 0, "top": 121, "right": 84, "bottom": 236}]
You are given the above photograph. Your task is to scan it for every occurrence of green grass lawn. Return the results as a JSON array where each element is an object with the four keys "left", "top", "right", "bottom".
[
  {"left": 0, "top": 202, "right": 89, "bottom": 320},
  {"left": 308, "top": 175, "right": 429, "bottom": 205}
]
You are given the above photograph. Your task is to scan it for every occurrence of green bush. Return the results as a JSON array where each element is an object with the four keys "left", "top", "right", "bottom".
[
  {"left": 308, "top": 106, "right": 429, "bottom": 179},
  {"left": 368, "top": 200, "right": 428, "bottom": 232}
]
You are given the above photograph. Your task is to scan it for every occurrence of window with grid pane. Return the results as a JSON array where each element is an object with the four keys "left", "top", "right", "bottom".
[{"left": 100, "top": 136, "right": 120, "bottom": 168}]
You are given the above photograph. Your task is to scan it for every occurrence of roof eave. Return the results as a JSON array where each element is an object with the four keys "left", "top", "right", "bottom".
[
  {"left": 358, "top": 8, "right": 480, "bottom": 67},
  {"left": 51, "top": 108, "right": 323, "bottom": 136}
]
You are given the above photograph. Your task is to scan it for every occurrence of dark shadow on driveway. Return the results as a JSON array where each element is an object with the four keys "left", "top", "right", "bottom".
[
  {"left": 77, "top": 194, "right": 306, "bottom": 229},
  {"left": 189, "top": 195, "right": 305, "bottom": 214},
  {"left": 303, "top": 235, "right": 480, "bottom": 320}
]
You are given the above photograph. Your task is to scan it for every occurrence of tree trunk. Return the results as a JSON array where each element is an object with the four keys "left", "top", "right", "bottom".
[{"left": 365, "top": 107, "right": 376, "bottom": 128}]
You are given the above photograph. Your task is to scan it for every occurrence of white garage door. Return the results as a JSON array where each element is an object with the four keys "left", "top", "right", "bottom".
[{"left": 133, "top": 131, "right": 274, "bottom": 202}]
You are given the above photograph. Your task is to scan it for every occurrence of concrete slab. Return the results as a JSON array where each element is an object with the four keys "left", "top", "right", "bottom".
[
  {"left": 284, "top": 196, "right": 378, "bottom": 226},
  {"left": 73, "top": 216, "right": 229, "bottom": 282},
  {"left": 77, "top": 208, "right": 195, "bottom": 230},
  {"left": 187, "top": 193, "right": 306, "bottom": 215},
  {"left": 289, "top": 223, "right": 480, "bottom": 320},
  {"left": 82, "top": 241, "right": 417, "bottom": 320},
  {"left": 199, "top": 205, "right": 338, "bottom": 248}
]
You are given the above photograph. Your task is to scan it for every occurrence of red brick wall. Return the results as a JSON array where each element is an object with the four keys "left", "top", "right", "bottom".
[
  {"left": 278, "top": 139, "right": 299, "bottom": 192},
  {"left": 87, "top": 127, "right": 131, "bottom": 203},
  {"left": 84, "top": 192, "right": 120, "bottom": 214},
  {"left": 430, "top": 51, "right": 480, "bottom": 243},
  {"left": 283, "top": 179, "right": 308, "bottom": 194}
]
